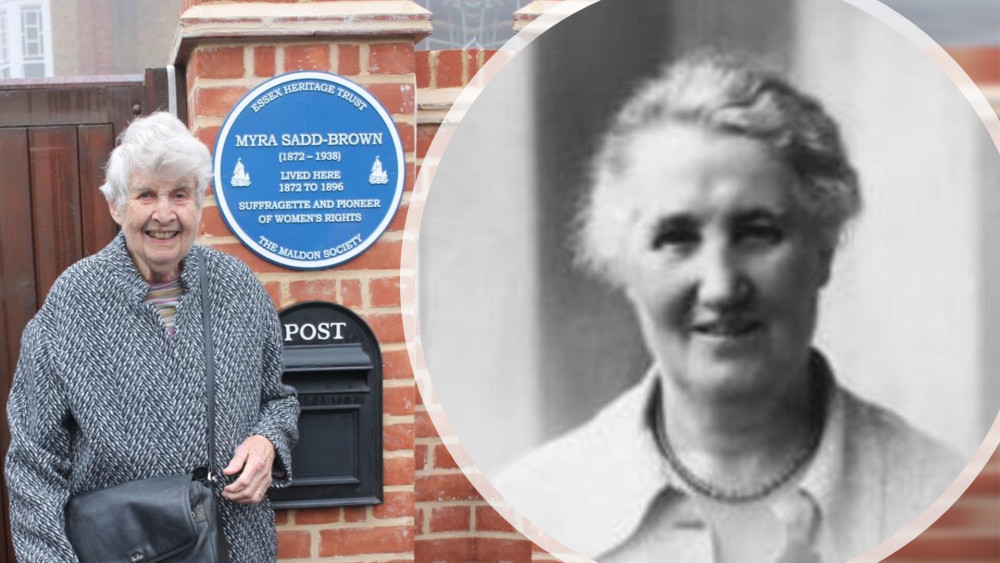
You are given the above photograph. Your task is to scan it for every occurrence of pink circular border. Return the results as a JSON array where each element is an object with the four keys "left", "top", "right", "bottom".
[{"left": 400, "top": 1, "right": 1000, "bottom": 561}]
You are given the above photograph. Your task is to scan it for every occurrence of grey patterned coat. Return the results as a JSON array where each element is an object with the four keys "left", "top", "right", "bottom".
[{"left": 5, "top": 233, "right": 299, "bottom": 562}]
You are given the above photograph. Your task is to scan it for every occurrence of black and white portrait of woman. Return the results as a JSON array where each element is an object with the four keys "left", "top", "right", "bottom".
[{"left": 416, "top": 0, "right": 1000, "bottom": 562}]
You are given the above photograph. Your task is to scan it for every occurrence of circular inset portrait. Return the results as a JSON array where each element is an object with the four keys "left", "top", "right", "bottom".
[{"left": 414, "top": 0, "right": 1000, "bottom": 561}]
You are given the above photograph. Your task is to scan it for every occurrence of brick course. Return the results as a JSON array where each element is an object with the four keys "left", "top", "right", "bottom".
[
  {"left": 189, "top": 46, "right": 246, "bottom": 80},
  {"left": 254, "top": 46, "right": 276, "bottom": 77},
  {"left": 284, "top": 43, "right": 330, "bottom": 72}
]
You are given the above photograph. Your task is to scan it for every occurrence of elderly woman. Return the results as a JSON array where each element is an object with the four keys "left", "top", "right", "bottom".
[
  {"left": 5, "top": 112, "right": 298, "bottom": 561},
  {"left": 496, "top": 54, "right": 963, "bottom": 563}
]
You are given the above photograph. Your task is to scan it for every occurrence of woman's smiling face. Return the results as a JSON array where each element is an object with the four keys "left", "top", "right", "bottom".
[
  {"left": 110, "top": 171, "right": 201, "bottom": 283},
  {"left": 619, "top": 125, "right": 832, "bottom": 401}
]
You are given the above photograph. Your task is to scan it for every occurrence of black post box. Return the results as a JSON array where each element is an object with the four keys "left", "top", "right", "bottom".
[{"left": 270, "top": 301, "right": 383, "bottom": 508}]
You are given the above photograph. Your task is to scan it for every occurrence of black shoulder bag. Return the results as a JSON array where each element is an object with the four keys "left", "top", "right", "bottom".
[{"left": 66, "top": 247, "right": 231, "bottom": 563}]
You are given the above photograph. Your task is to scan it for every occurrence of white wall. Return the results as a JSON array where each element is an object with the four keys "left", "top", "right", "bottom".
[{"left": 795, "top": 0, "right": 998, "bottom": 455}]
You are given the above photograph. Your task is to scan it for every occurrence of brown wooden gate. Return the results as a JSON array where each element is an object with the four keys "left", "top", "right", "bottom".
[{"left": 0, "top": 68, "right": 186, "bottom": 562}]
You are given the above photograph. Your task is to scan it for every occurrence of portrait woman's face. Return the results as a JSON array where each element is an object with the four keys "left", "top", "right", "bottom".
[{"left": 618, "top": 124, "right": 833, "bottom": 402}]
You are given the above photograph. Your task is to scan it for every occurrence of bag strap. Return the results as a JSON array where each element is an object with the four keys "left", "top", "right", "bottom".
[{"left": 198, "top": 246, "right": 218, "bottom": 482}]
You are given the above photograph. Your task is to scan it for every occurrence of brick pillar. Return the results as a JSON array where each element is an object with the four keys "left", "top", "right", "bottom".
[
  {"left": 172, "top": 1, "right": 430, "bottom": 559},
  {"left": 513, "top": 0, "right": 564, "bottom": 32}
]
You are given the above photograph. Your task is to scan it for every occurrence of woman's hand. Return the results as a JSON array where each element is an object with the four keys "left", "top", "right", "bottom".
[{"left": 222, "top": 435, "right": 276, "bottom": 504}]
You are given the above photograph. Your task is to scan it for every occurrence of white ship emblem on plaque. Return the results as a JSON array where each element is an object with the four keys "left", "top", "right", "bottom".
[
  {"left": 368, "top": 156, "right": 388, "bottom": 185},
  {"left": 231, "top": 158, "right": 252, "bottom": 187}
]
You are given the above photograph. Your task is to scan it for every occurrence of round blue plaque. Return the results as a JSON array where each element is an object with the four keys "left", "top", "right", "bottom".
[{"left": 213, "top": 72, "right": 405, "bottom": 269}]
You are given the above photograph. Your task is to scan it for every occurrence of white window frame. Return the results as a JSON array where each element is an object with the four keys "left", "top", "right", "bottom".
[
  {"left": 0, "top": 0, "right": 52, "bottom": 79},
  {"left": 0, "top": 8, "right": 9, "bottom": 78}
]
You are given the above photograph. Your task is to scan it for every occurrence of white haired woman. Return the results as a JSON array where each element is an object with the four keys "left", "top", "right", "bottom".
[
  {"left": 5, "top": 112, "right": 298, "bottom": 561},
  {"left": 496, "top": 54, "right": 963, "bottom": 563}
]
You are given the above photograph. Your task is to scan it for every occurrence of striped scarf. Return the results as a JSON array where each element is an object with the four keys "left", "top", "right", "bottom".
[{"left": 144, "top": 277, "right": 184, "bottom": 335}]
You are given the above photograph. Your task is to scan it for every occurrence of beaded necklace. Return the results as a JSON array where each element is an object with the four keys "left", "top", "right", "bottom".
[{"left": 653, "top": 372, "right": 826, "bottom": 504}]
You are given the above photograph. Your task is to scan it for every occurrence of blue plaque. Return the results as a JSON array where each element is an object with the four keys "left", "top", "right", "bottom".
[{"left": 213, "top": 72, "right": 405, "bottom": 269}]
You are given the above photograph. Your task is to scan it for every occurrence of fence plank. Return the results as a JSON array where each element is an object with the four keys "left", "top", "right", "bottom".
[
  {"left": 0, "top": 127, "right": 33, "bottom": 563},
  {"left": 78, "top": 124, "right": 118, "bottom": 256},
  {"left": 0, "top": 127, "right": 36, "bottom": 379},
  {"left": 29, "top": 126, "right": 83, "bottom": 304}
]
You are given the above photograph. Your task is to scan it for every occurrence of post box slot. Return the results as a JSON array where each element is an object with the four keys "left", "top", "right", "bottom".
[
  {"left": 283, "top": 343, "right": 373, "bottom": 370},
  {"left": 282, "top": 371, "right": 369, "bottom": 394}
]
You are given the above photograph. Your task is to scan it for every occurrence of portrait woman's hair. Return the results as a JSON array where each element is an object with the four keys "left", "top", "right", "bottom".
[{"left": 577, "top": 52, "right": 862, "bottom": 288}]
